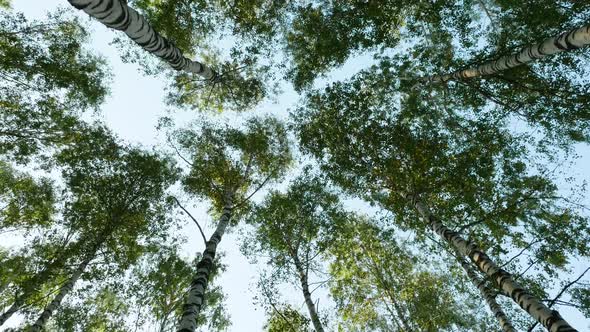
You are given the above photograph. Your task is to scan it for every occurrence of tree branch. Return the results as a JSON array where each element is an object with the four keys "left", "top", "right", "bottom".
[
  {"left": 232, "top": 173, "right": 273, "bottom": 210},
  {"left": 172, "top": 196, "right": 208, "bottom": 246},
  {"left": 167, "top": 136, "right": 193, "bottom": 167},
  {"left": 527, "top": 267, "right": 590, "bottom": 332},
  {"left": 499, "top": 238, "right": 542, "bottom": 269}
]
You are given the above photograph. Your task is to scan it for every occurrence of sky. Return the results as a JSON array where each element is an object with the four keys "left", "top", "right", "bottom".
[{"left": 7, "top": 1, "right": 590, "bottom": 331}]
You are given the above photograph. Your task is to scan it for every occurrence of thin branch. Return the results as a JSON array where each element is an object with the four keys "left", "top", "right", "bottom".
[
  {"left": 513, "top": 258, "right": 540, "bottom": 281},
  {"left": 499, "top": 238, "right": 542, "bottom": 269},
  {"left": 172, "top": 196, "right": 208, "bottom": 246},
  {"left": 527, "top": 267, "right": 590, "bottom": 332},
  {"left": 232, "top": 173, "right": 273, "bottom": 210},
  {"left": 476, "top": 0, "right": 497, "bottom": 31},
  {"left": 309, "top": 279, "right": 331, "bottom": 295},
  {"left": 167, "top": 136, "right": 193, "bottom": 167},
  {"left": 204, "top": 80, "right": 217, "bottom": 107},
  {"left": 260, "top": 279, "right": 298, "bottom": 332}
]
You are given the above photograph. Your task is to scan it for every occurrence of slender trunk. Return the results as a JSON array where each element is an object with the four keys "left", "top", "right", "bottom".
[
  {"left": 0, "top": 255, "right": 67, "bottom": 326},
  {"left": 407, "top": 193, "right": 577, "bottom": 332},
  {"left": 28, "top": 225, "right": 112, "bottom": 331},
  {"left": 67, "top": 0, "right": 216, "bottom": 79},
  {"left": 391, "top": 302, "right": 412, "bottom": 332},
  {"left": 0, "top": 298, "right": 23, "bottom": 326},
  {"left": 159, "top": 314, "right": 168, "bottom": 332},
  {"left": 458, "top": 258, "right": 516, "bottom": 332},
  {"left": 177, "top": 192, "right": 234, "bottom": 332},
  {"left": 293, "top": 257, "right": 325, "bottom": 332},
  {"left": 362, "top": 243, "right": 412, "bottom": 331},
  {"left": 28, "top": 256, "right": 92, "bottom": 332},
  {"left": 424, "top": 25, "right": 590, "bottom": 83}
]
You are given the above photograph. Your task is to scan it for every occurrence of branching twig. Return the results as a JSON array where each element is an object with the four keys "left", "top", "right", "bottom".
[
  {"left": 499, "top": 238, "right": 542, "bottom": 269},
  {"left": 167, "top": 136, "right": 194, "bottom": 168},
  {"left": 171, "top": 196, "right": 208, "bottom": 246},
  {"left": 232, "top": 173, "right": 273, "bottom": 210},
  {"left": 527, "top": 267, "right": 590, "bottom": 332}
]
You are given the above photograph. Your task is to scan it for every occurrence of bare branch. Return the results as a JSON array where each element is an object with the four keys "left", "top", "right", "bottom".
[
  {"left": 232, "top": 173, "right": 273, "bottom": 210},
  {"left": 499, "top": 238, "right": 543, "bottom": 269},
  {"left": 172, "top": 196, "right": 208, "bottom": 246},
  {"left": 166, "top": 136, "right": 194, "bottom": 167},
  {"left": 527, "top": 267, "right": 590, "bottom": 332}
]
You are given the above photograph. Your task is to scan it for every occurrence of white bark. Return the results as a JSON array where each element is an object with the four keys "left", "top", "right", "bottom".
[
  {"left": 459, "top": 258, "right": 516, "bottom": 332},
  {"left": 28, "top": 257, "right": 91, "bottom": 332},
  {"left": 407, "top": 193, "right": 577, "bottom": 332},
  {"left": 293, "top": 257, "right": 325, "bottom": 332},
  {"left": 0, "top": 300, "right": 22, "bottom": 326},
  {"left": 176, "top": 192, "right": 233, "bottom": 332},
  {"left": 67, "top": 0, "right": 216, "bottom": 79},
  {"left": 426, "top": 24, "right": 590, "bottom": 83}
]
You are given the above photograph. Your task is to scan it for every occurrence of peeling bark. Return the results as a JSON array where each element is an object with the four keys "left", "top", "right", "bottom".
[{"left": 459, "top": 258, "right": 516, "bottom": 332}]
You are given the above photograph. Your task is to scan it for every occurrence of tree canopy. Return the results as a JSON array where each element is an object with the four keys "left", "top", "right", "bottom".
[{"left": 1, "top": 1, "right": 589, "bottom": 331}]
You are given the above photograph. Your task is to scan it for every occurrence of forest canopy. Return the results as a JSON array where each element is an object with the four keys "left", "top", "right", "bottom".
[{"left": 1, "top": 0, "right": 589, "bottom": 331}]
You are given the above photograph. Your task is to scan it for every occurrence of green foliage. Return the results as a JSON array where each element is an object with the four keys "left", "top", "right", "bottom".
[
  {"left": 166, "top": 56, "right": 273, "bottom": 113},
  {"left": 0, "top": 129, "right": 178, "bottom": 329},
  {"left": 0, "top": 9, "right": 110, "bottom": 162},
  {"left": 0, "top": 161, "right": 55, "bottom": 230},
  {"left": 571, "top": 285, "right": 590, "bottom": 319},
  {"left": 286, "top": 0, "right": 403, "bottom": 91},
  {"left": 293, "top": 60, "right": 590, "bottom": 329},
  {"left": 294, "top": 65, "right": 590, "bottom": 262},
  {"left": 243, "top": 172, "right": 344, "bottom": 329},
  {"left": 263, "top": 304, "right": 311, "bottom": 332},
  {"left": 127, "top": 249, "right": 230, "bottom": 332},
  {"left": 130, "top": 0, "right": 214, "bottom": 54},
  {"left": 3, "top": 0, "right": 590, "bottom": 330},
  {"left": 328, "top": 217, "right": 475, "bottom": 331},
  {"left": 50, "top": 286, "right": 130, "bottom": 332},
  {"left": 170, "top": 116, "right": 291, "bottom": 211},
  {"left": 244, "top": 172, "right": 344, "bottom": 266}
]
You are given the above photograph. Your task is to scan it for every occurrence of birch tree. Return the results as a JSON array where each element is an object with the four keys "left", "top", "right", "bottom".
[
  {"left": 125, "top": 248, "right": 230, "bottom": 332},
  {"left": 243, "top": 173, "right": 345, "bottom": 332},
  {"left": 327, "top": 217, "right": 476, "bottom": 331},
  {"left": 7, "top": 134, "right": 177, "bottom": 330},
  {"left": 67, "top": 0, "right": 215, "bottom": 79},
  {"left": 457, "top": 257, "right": 516, "bottom": 332},
  {"left": 423, "top": 25, "right": 590, "bottom": 83},
  {"left": 294, "top": 74, "right": 590, "bottom": 331},
  {"left": 168, "top": 116, "right": 291, "bottom": 332}
]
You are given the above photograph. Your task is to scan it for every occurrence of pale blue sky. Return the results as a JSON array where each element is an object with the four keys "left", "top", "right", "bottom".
[{"left": 8, "top": 1, "right": 590, "bottom": 331}]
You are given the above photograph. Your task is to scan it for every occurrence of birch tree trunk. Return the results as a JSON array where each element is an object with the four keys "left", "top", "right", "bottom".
[
  {"left": 406, "top": 193, "right": 577, "bottom": 332},
  {"left": 458, "top": 258, "right": 516, "bottom": 332},
  {"left": 28, "top": 257, "right": 92, "bottom": 332},
  {"left": 0, "top": 256, "right": 67, "bottom": 326},
  {"left": 176, "top": 192, "right": 234, "bottom": 332},
  {"left": 67, "top": 0, "right": 216, "bottom": 79},
  {"left": 424, "top": 24, "right": 590, "bottom": 83},
  {"left": 0, "top": 299, "right": 23, "bottom": 326},
  {"left": 362, "top": 242, "right": 412, "bottom": 331},
  {"left": 293, "top": 257, "right": 325, "bottom": 332}
]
